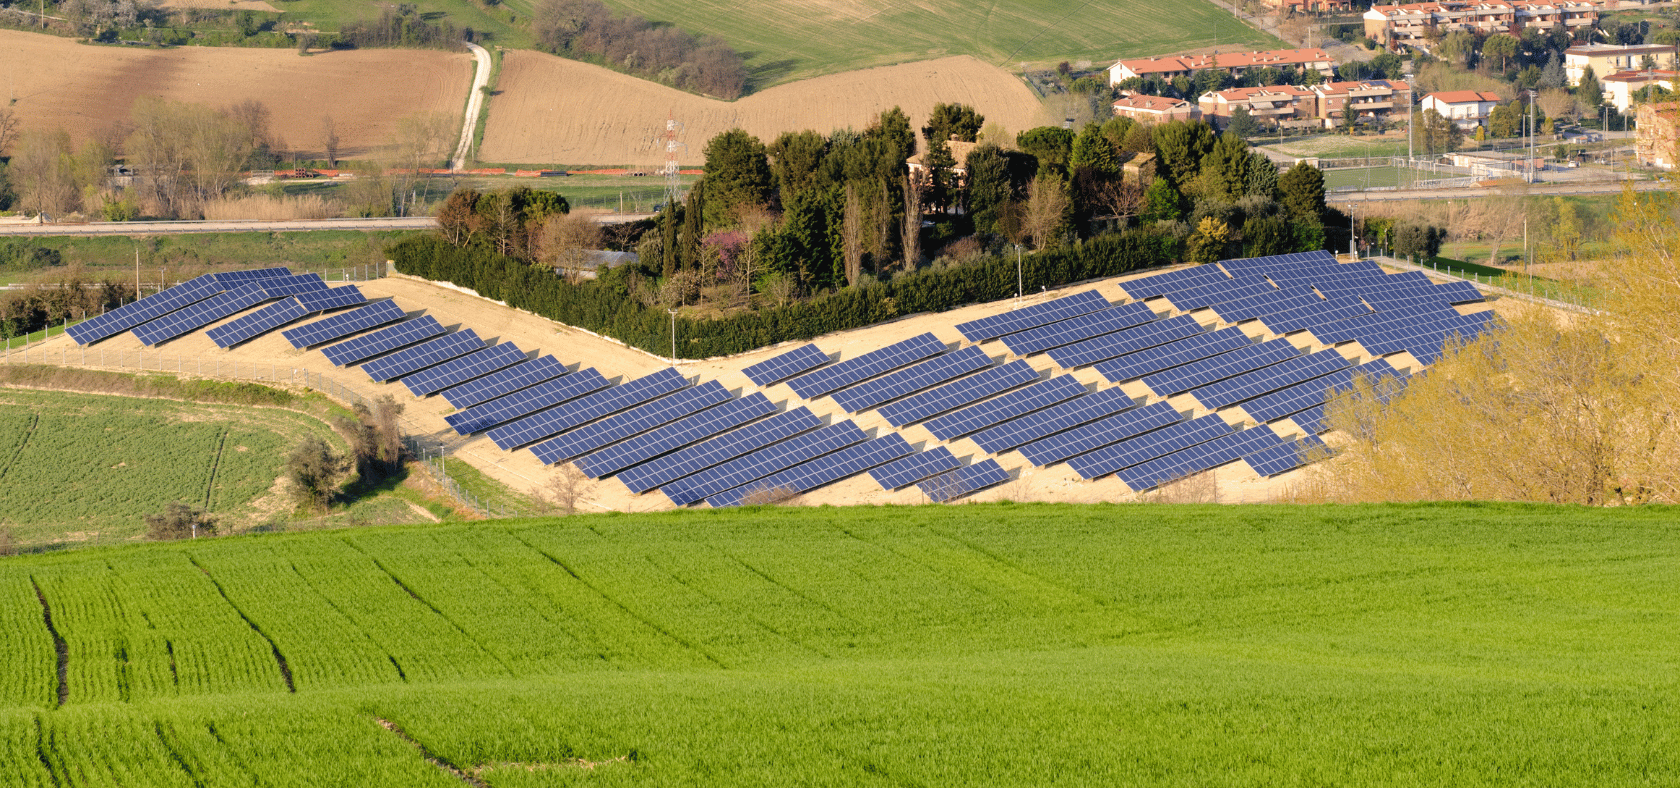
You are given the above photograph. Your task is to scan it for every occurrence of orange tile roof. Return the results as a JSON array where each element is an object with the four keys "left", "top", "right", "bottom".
[{"left": 1426, "top": 90, "right": 1502, "bottom": 104}]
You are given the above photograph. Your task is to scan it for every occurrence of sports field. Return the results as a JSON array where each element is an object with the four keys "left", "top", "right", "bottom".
[
  {"left": 603, "top": 0, "right": 1281, "bottom": 84},
  {"left": 0, "top": 503, "right": 1675, "bottom": 784},
  {"left": 1323, "top": 166, "right": 1454, "bottom": 190}
]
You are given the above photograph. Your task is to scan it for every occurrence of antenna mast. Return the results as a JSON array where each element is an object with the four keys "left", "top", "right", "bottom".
[{"left": 659, "top": 111, "right": 686, "bottom": 208}]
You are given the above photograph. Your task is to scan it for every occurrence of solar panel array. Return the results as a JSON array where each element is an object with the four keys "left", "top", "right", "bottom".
[
  {"left": 1067, "top": 414, "right": 1234, "bottom": 480},
  {"left": 617, "top": 407, "right": 823, "bottom": 494},
  {"left": 576, "top": 394, "right": 778, "bottom": 480},
  {"left": 440, "top": 356, "right": 568, "bottom": 409},
  {"left": 1243, "top": 435, "right": 1329, "bottom": 477},
  {"left": 1157, "top": 276, "right": 1278, "bottom": 312},
  {"left": 445, "top": 368, "right": 611, "bottom": 435},
  {"left": 207, "top": 286, "right": 368, "bottom": 349},
  {"left": 1188, "top": 350, "right": 1351, "bottom": 410},
  {"left": 706, "top": 434, "right": 914, "bottom": 508},
  {"left": 488, "top": 367, "right": 689, "bottom": 450},
  {"left": 969, "top": 388, "right": 1136, "bottom": 455},
  {"left": 878, "top": 359, "right": 1039, "bottom": 427},
  {"left": 1046, "top": 314, "right": 1207, "bottom": 370},
  {"left": 133, "top": 273, "right": 328, "bottom": 346},
  {"left": 869, "top": 447, "right": 962, "bottom": 490},
  {"left": 1114, "top": 426, "right": 1287, "bottom": 491},
  {"left": 918, "top": 459, "right": 1010, "bottom": 502},
  {"left": 529, "top": 381, "right": 731, "bottom": 465},
  {"left": 955, "top": 290, "right": 1110, "bottom": 342},
  {"left": 1017, "top": 401, "right": 1181, "bottom": 467},
  {"left": 999, "top": 302, "right": 1157, "bottom": 356},
  {"left": 361, "top": 329, "right": 484, "bottom": 382},
  {"left": 1093, "top": 327, "right": 1254, "bottom": 383},
  {"left": 786, "top": 333, "right": 946, "bottom": 399},
  {"left": 662, "top": 422, "right": 868, "bottom": 506},
  {"left": 1118, "top": 264, "right": 1230, "bottom": 300},
  {"left": 320, "top": 315, "right": 446, "bottom": 367},
  {"left": 922, "top": 376, "right": 1087, "bottom": 442},
  {"left": 67, "top": 268, "right": 292, "bottom": 345},
  {"left": 1139, "top": 339, "right": 1301, "bottom": 397},
  {"left": 1239, "top": 359, "right": 1404, "bottom": 424},
  {"left": 294, "top": 286, "right": 368, "bottom": 313},
  {"left": 403, "top": 342, "right": 528, "bottom": 397},
  {"left": 741, "top": 343, "right": 831, "bottom": 386},
  {"left": 282, "top": 300, "right": 408, "bottom": 349},
  {"left": 831, "top": 346, "right": 991, "bottom": 413}
]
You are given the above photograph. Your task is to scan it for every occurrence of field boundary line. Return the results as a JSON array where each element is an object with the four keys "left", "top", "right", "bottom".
[
  {"left": 152, "top": 721, "right": 206, "bottom": 786},
  {"left": 349, "top": 542, "right": 516, "bottom": 678},
  {"left": 0, "top": 411, "right": 37, "bottom": 483},
  {"left": 28, "top": 578, "right": 68, "bottom": 707},
  {"left": 510, "top": 533, "right": 728, "bottom": 668},
  {"left": 187, "top": 555, "right": 296, "bottom": 693},
  {"left": 377, "top": 717, "right": 488, "bottom": 788},
  {"left": 642, "top": 552, "right": 829, "bottom": 660},
  {"left": 204, "top": 428, "right": 228, "bottom": 511},
  {"left": 33, "top": 716, "right": 58, "bottom": 786}
]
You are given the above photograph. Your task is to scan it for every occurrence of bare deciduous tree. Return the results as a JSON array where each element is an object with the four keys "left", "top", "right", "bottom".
[
  {"left": 545, "top": 464, "right": 591, "bottom": 515},
  {"left": 321, "top": 115, "right": 340, "bottom": 168},
  {"left": 0, "top": 106, "right": 19, "bottom": 160},
  {"left": 900, "top": 175, "right": 922, "bottom": 270},
  {"left": 1023, "top": 172, "right": 1070, "bottom": 251},
  {"left": 536, "top": 210, "right": 604, "bottom": 278}
]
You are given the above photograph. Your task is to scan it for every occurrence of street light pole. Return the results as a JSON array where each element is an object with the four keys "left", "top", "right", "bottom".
[{"left": 1348, "top": 204, "right": 1356, "bottom": 258}]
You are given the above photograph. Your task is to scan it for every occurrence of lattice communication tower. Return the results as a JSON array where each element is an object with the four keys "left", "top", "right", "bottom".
[{"left": 657, "top": 111, "right": 687, "bottom": 208}]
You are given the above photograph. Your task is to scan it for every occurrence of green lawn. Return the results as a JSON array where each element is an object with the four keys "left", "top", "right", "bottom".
[
  {"left": 1324, "top": 165, "right": 1453, "bottom": 190},
  {"left": 2, "top": 502, "right": 1677, "bottom": 784},
  {"left": 601, "top": 0, "right": 1281, "bottom": 85},
  {"left": 278, "top": 173, "right": 695, "bottom": 213}
]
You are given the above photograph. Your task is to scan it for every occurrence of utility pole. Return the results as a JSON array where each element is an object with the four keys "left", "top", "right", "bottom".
[
  {"left": 134, "top": 247, "right": 140, "bottom": 297},
  {"left": 1014, "top": 244, "right": 1023, "bottom": 310}
]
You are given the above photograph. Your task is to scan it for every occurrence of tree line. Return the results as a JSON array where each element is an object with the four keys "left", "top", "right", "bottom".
[{"left": 532, "top": 0, "right": 748, "bottom": 99}]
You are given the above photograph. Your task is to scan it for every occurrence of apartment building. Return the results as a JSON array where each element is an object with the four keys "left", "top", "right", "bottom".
[
  {"left": 1111, "top": 93, "right": 1201, "bottom": 122},
  {"left": 1199, "top": 85, "right": 1318, "bottom": 129},
  {"left": 1108, "top": 49, "right": 1334, "bottom": 84},
  {"left": 1255, "top": 0, "right": 1354, "bottom": 11},
  {"left": 1364, "top": 1, "right": 1597, "bottom": 52},
  {"left": 1312, "top": 80, "right": 1415, "bottom": 128},
  {"left": 1602, "top": 70, "right": 1679, "bottom": 112},
  {"left": 1565, "top": 43, "right": 1680, "bottom": 84}
]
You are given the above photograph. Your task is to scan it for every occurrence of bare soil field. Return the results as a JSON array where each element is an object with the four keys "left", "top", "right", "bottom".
[
  {"left": 0, "top": 30, "right": 471, "bottom": 157},
  {"left": 479, "top": 52, "right": 1048, "bottom": 167}
]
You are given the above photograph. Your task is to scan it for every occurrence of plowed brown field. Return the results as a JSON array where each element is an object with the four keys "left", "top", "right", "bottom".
[
  {"left": 0, "top": 30, "right": 471, "bottom": 157},
  {"left": 479, "top": 51, "right": 1048, "bottom": 166}
]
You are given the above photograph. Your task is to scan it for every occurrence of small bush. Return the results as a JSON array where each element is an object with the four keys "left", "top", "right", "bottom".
[{"left": 144, "top": 501, "right": 219, "bottom": 540}]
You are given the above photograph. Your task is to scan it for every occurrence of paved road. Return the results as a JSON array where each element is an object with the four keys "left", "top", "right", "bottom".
[
  {"left": 1341, "top": 180, "right": 1664, "bottom": 202},
  {"left": 451, "top": 42, "right": 493, "bottom": 171}
]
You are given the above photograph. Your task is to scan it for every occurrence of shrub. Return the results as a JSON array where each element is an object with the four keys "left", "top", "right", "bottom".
[{"left": 144, "top": 501, "right": 218, "bottom": 540}]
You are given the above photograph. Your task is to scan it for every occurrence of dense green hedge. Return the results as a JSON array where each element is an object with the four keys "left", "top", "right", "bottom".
[{"left": 389, "top": 229, "right": 1179, "bottom": 359}]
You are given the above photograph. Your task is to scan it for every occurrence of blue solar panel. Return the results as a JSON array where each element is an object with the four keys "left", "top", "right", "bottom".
[
  {"left": 917, "top": 459, "right": 1011, "bottom": 502},
  {"left": 1115, "top": 426, "right": 1287, "bottom": 491},
  {"left": 1260, "top": 297, "right": 1373, "bottom": 334},
  {"left": 831, "top": 346, "right": 992, "bottom": 413},
  {"left": 786, "top": 333, "right": 947, "bottom": 399},
  {"left": 1243, "top": 434, "right": 1330, "bottom": 477},
  {"left": 530, "top": 381, "right": 732, "bottom": 465},
  {"left": 706, "top": 434, "right": 915, "bottom": 507},
  {"left": 1217, "top": 250, "right": 1337, "bottom": 276},
  {"left": 402, "top": 343, "right": 527, "bottom": 397},
  {"left": 67, "top": 268, "right": 292, "bottom": 345},
  {"left": 1118, "top": 265, "right": 1230, "bottom": 300},
  {"left": 617, "top": 407, "right": 823, "bottom": 494},
  {"left": 282, "top": 300, "right": 408, "bottom": 349},
  {"left": 869, "top": 447, "right": 962, "bottom": 490},
  {"left": 206, "top": 299, "right": 308, "bottom": 348},
  {"left": 132, "top": 273, "right": 327, "bottom": 346},
  {"left": 878, "top": 359, "right": 1040, "bottom": 427},
  {"left": 1017, "top": 400, "right": 1182, "bottom": 467},
  {"left": 320, "top": 315, "right": 446, "bottom": 367},
  {"left": 999, "top": 302, "right": 1158, "bottom": 356},
  {"left": 293, "top": 286, "right": 367, "bottom": 313},
  {"left": 955, "top": 290, "right": 1111, "bottom": 342},
  {"left": 209, "top": 267, "right": 293, "bottom": 286},
  {"left": 1140, "top": 339, "right": 1301, "bottom": 397},
  {"left": 1067, "top": 414, "right": 1235, "bottom": 480},
  {"left": 1365, "top": 311, "right": 1493, "bottom": 357},
  {"left": 922, "top": 375, "right": 1087, "bottom": 442},
  {"left": 1046, "top": 314, "right": 1207, "bottom": 370},
  {"left": 1094, "top": 328, "right": 1254, "bottom": 383},
  {"left": 361, "top": 329, "right": 484, "bottom": 382},
  {"left": 1156, "top": 276, "right": 1277, "bottom": 312},
  {"left": 741, "top": 344, "right": 831, "bottom": 386},
  {"left": 1239, "top": 359, "right": 1403, "bottom": 424},
  {"left": 577, "top": 393, "right": 778, "bottom": 479},
  {"left": 487, "top": 367, "right": 690, "bottom": 450},
  {"left": 1188, "top": 350, "right": 1352, "bottom": 409},
  {"left": 1290, "top": 403, "right": 1331, "bottom": 434},
  {"left": 663, "top": 421, "right": 869, "bottom": 506},
  {"left": 440, "top": 356, "right": 568, "bottom": 409},
  {"left": 445, "top": 368, "right": 611, "bottom": 435},
  {"left": 1314, "top": 302, "right": 1456, "bottom": 344},
  {"left": 1205, "top": 288, "right": 1321, "bottom": 323},
  {"left": 968, "top": 388, "right": 1135, "bottom": 455}
]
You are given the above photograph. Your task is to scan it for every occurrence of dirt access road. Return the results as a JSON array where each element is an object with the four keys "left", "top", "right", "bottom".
[{"left": 451, "top": 43, "right": 492, "bottom": 171}]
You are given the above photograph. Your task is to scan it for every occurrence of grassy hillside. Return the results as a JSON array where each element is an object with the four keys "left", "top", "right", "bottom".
[
  {"left": 601, "top": 0, "right": 1281, "bottom": 84},
  {"left": 1, "top": 502, "right": 1676, "bottom": 784}
]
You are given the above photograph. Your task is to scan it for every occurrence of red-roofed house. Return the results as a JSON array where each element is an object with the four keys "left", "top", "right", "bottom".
[
  {"left": 1364, "top": 2, "right": 1597, "bottom": 53},
  {"left": 1603, "top": 70, "right": 1680, "bottom": 113},
  {"left": 1199, "top": 85, "right": 1317, "bottom": 130},
  {"left": 1422, "top": 91, "right": 1501, "bottom": 129},
  {"left": 1108, "top": 49, "right": 1334, "bottom": 85},
  {"left": 1111, "top": 93, "right": 1200, "bottom": 122}
]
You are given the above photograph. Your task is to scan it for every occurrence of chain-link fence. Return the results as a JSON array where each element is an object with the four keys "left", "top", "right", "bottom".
[{"left": 405, "top": 440, "right": 515, "bottom": 519}]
